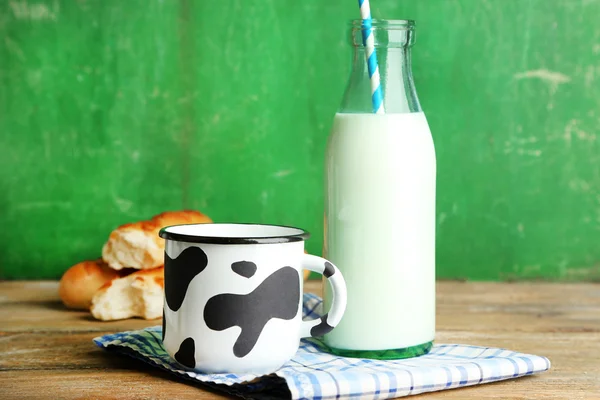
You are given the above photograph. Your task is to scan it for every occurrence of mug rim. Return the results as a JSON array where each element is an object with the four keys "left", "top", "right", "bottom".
[{"left": 158, "top": 222, "right": 311, "bottom": 245}]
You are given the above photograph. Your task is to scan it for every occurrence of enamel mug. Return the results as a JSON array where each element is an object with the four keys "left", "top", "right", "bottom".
[{"left": 159, "top": 223, "right": 347, "bottom": 374}]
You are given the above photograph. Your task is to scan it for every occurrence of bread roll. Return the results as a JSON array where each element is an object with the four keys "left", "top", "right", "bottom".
[
  {"left": 59, "top": 259, "right": 121, "bottom": 310},
  {"left": 90, "top": 267, "right": 164, "bottom": 321},
  {"left": 303, "top": 269, "right": 310, "bottom": 281},
  {"left": 102, "top": 210, "right": 212, "bottom": 270},
  {"left": 303, "top": 249, "right": 311, "bottom": 281}
]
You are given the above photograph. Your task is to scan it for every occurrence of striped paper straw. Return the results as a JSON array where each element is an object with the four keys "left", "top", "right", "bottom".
[{"left": 358, "top": 0, "right": 385, "bottom": 114}]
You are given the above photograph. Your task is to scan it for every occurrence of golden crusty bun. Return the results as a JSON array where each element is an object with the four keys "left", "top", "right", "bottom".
[
  {"left": 303, "top": 249, "right": 311, "bottom": 281},
  {"left": 151, "top": 210, "right": 212, "bottom": 230},
  {"left": 102, "top": 210, "right": 212, "bottom": 271},
  {"left": 90, "top": 267, "right": 164, "bottom": 321},
  {"left": 59, "top": 259, "right": 121, "bottom": 310}
]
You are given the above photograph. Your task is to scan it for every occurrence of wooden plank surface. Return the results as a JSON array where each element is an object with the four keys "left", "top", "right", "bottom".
[{"left": 1, "top": 281, "right": 599, "bottom": 399}]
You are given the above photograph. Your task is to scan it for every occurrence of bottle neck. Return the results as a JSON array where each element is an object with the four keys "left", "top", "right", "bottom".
[
  {"left": 339, "top": 20, "right": 421, "bottom": 115},
  {"left": 339, "top": 46, "right": 422, "bottom": 114}
]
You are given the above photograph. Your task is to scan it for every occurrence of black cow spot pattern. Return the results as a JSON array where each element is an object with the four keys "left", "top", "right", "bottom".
[
  {"left": 174, "top": 337, "right": 196, "bottom": 368},
  {"left": 162, "top": 310, "right": 166, "bottom": 341},
  {"left": 231, "top": 261, "right": 257, "bottom": 278},
  {"left": 164, "top": 246, "right": 208, "bottom": 311},
  {"left": 323, "top": 262, "right": 335, "bottom": 278},
  {"left": 204, "top": 266, "right": 300, "bottom": 358},
  {"left": 310, "top": 313, "right": 334, "bottom": 337}
]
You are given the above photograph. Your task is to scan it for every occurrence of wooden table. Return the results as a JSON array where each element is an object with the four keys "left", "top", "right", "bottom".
[{"left": 1, "top": 281, "right": 599, "bottom": 399}]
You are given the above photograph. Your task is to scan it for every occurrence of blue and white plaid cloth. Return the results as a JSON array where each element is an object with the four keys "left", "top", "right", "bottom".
[{"left": 94, "top": 293, "right": 550, "bottom": 399}]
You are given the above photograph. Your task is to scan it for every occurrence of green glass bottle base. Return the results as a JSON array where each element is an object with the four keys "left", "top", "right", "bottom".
[{"left": 321, "top": 340, "right": 434, "bottom": 360}]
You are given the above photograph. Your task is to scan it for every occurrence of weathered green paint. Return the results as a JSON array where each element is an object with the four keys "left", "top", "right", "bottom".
[{"left": 1, "top": 0, "right": 599, "bottom": 280}]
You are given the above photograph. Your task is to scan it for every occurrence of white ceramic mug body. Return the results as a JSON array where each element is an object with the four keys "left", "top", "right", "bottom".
[{"left": 159, "top": 223, "right": 347, "bottom": 375}]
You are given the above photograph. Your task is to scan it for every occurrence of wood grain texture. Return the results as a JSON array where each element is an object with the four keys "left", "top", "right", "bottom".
[
  {"left": 1, "top": 0, "right": 599, "bottom": 281},
  {"left": 1, "top": 281, "right": 599, "bottom": 399},
  {"left": 0, "top": 370, "right": 230, "bottom": 400}
]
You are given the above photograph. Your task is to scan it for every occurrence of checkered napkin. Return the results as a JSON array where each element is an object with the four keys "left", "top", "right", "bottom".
[{"left": 93, "top": 293, "right": 550, "bottom": 399}]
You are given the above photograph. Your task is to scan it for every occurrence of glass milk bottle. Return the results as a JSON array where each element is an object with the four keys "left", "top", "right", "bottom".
[{"left": 323, "top": 19, "right": 435, "bottom": 358}]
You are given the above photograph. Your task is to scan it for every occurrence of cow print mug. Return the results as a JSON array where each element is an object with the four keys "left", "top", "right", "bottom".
[{"left": 158, "top": 223, "right": 347, "bottom": 374}]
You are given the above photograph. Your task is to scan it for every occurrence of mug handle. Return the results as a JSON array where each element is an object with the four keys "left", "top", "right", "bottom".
[{"left": 299, "top": 254, "right": 347, "bottom": 338}]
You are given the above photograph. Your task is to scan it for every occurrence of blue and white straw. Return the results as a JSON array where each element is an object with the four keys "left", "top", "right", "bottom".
[{"left": 358, "top": 0, "right": 385, "bottom": 114}]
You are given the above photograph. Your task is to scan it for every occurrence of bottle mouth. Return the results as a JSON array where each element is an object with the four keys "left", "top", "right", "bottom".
[
  {"left": 349, "top": 19, "right": 416, "bottom": 48},
  {"left": 350, "top": 19, "right": 416, "bottom": 30}
]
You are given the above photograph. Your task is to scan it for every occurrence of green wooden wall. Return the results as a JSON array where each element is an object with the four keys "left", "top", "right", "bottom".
[{"left": 1, "top": 0, "right": 599, "bottom": 280}]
